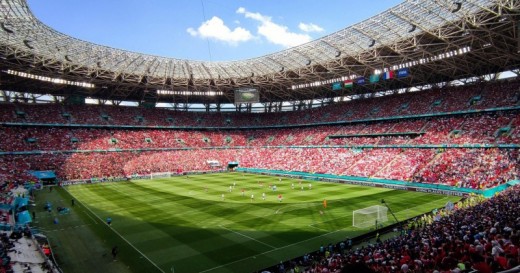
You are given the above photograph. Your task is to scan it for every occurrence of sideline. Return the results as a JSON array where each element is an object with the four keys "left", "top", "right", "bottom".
[{"left": 63, "top": 187, "right": 166, "bottom": 273}]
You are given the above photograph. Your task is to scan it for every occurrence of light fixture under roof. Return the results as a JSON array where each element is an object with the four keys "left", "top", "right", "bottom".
[
  {"left": 23, "top": 39, "right": 34, "bottom": 49},
  {"left": 452, "top": 2, "right": 462, "bottom": 13},
  {"left": 0, "top": 22, "right": 14, "bottom": 33}
]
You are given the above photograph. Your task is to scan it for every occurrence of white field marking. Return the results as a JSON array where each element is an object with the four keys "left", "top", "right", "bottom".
[
  {"left": 111, "top": 182, "right": 204, "bottom": 201},
  {"left": 201, "top": 196, "right": 453, "bottom": 273},
  {"left": 219, "top": 225, "right": 276, "bottom": 249},
  {"left": 45, "top": 224, "right": 91, "bottom": 232},
  {"left": 308, "top": 224, "right": 328, "bottom": 232},
  {"left": 63, "top": 187, "right": 166, "bottom": 273},
  {"left": 273, "top": 202, "right": 319, "bottom": 215},
  {"left": 110, "top": 183, "right": 216, "bottom": 220},
  {"left": 90, "top": 184, "right": 212, "bottom": 225},
  {"left": 391, "top": 195, "right": 451, "bottom": 218},
  {"left": 314, "top": 194, "right": 448, "bottom": 225},
  {"left": 308, "top": 196, "right": 452, "bottom": 230},
  {"left": 84, "top": 210, "right": 98, "bottom": 225},
  {"left": 200, "top": 226, "right": 348, "bottom": 273},
  {"left": 91, "top": 184, "right": 175, "bottom": 210}
]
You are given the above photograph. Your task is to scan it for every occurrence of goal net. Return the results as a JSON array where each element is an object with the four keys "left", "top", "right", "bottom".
[
  {"left": 352, "top": 205, "right": 388, "bottom": 228},
  {"left": 150, "top": 172, "right": 172, "bottom": 179}
]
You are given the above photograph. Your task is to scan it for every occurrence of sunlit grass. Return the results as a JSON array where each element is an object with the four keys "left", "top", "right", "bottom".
[{"left": 59, "top": 172, "right": 460, "bottom": 273}]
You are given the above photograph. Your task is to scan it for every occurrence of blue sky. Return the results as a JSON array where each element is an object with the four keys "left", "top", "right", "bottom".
[{"left": 28, "top": 0, "right": 403, "bottom": 62}]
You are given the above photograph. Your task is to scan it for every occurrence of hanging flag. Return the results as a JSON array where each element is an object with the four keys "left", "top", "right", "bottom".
[
  {"left": 344, "top": 80, "right": 353, "bottom": 88},
  {"left": 356, "top": 77, "right": 366, "bottom": 85},
  {"left": 397, "top": 68, "right": 409, "bottom": 78},
  {"left": 382, "top": 70, "right": 394, "bottom": 80},
  {"left": 369, "top": 74, "right": 380, "bottom": 83}
]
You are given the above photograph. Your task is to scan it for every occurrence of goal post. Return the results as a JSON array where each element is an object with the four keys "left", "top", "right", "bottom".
[
  {"left": 352, "top": 205, "right": 388, "bottom": 228},
  {"left": 150, "top": 172, "right": 171, "bottom": 179}
]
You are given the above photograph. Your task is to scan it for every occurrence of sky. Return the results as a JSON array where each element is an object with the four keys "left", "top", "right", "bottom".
[{"left": 27, "top": 0, "right": 403, "bottom": 62}]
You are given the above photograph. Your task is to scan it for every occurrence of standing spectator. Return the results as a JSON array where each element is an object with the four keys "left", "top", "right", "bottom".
[{"left": 111, "top": 246, "right": 118, "bottom": 261}]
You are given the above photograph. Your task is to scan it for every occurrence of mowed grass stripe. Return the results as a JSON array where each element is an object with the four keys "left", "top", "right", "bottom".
[
  {"left": 65, "top": 173, "right": 461, "bottom": 273},
  {"left": 68, "top": 185, "right": 241, "bottom": 270},
  {"left": 106, "top": 182, "right": 294, "bottom": 236},
  {"left": 119, "top": 179, "right": 349, "bottom": 238},
  {"left": 71, "top": 177, "right": 426, "bottom": 262},
  {"left": 69, "top": 180, "right": 434, "bottom": 241},
  {"left": 69, "top": 182, "right": 281, "bottom": 270}
]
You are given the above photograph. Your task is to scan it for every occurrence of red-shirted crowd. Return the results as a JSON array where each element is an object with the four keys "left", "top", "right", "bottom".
[{"left": 0, "top": 81, "right": 518, "bottom": 187}]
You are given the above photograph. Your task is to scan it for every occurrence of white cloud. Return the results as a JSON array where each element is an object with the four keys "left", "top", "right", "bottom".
[
  {"left": 186, "top": 16, "right": 253, "bottom": 45},
  {"left": 236, "top": 7, "right": 311, "bottom": 48},
  {"left": 298, "top": 22, "right": 324, "bottom": 33},
  {"left": 186, "top": 28, "right": 198, "bottom": 36}
]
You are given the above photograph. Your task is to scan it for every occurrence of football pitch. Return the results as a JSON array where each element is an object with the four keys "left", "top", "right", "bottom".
[{"left": 34, "top": 172, "right": 461, "bottom": 273}]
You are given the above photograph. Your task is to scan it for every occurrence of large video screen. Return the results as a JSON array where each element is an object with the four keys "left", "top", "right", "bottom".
[{"left": 234, "top": 88, "right": 259, "bottom": 104}]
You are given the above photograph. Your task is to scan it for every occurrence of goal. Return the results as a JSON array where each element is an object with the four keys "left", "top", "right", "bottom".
[
  {"left": 150, "top": 172, "right": 172, "bottom": 179},
  {"left": 352, "top": 205, "right": 388, "bottom": 228}
]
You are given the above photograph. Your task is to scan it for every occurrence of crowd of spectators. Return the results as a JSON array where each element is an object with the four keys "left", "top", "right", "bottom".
[
  {"left": 0, "top": 81, "right": 518, "bottom": 272},
  {"left": 0, "top": 146, "right": 516, "bottom": 188},
  {"left": 0, "top": 80, "right": 518, "bottom": 186},
  {"left": 0, "top": 111, "right": 518, "bottom": 153},
  {"left": 416, "top": 149, "right": 518, "bottom": 189},
  {"left": 267, "top": 184, "right": 520, "bottom": 273},
  {"left": 0, "top": 180, "right": 57, "bottom": 273},
  {"left": 0, "top": 80, "right": 518, "bottom": 128}
]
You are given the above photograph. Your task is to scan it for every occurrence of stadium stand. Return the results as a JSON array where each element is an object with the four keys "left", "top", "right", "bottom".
[
  {"left": 1, "top": 80, "right": 519, "bottom": 127},
  {"left": 0, "top": 180, "right": 58, "bottom": 273},
  {"left": 0, "top": 81, "right": 519, "bottom": 186},
  {"left": 1, "top": 0, "right": 519, "bottom": 271}
]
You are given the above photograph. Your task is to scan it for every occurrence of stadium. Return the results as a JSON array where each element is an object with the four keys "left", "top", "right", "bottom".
[{"left": 0, "top": 0, "right": 519, "bottom": 272}]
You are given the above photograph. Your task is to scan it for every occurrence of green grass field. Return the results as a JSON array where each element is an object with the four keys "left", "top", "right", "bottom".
[{"left": 33, "top": 172, "right": 460, "bottom": 273}]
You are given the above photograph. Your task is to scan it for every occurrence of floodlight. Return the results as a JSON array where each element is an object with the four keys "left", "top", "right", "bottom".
[
  {"left": 1, "top": 22, "right": 14, "bottom": 33},
  {"left": 23, "top": 39, "right": 34, "bottom": 49},
  {"left": 452, "top": 2, "right": 462, "bottom": 13}
]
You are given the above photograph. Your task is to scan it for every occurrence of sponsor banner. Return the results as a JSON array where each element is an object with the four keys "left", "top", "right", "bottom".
[{"left": 408, "top": 187, "right": 467, "bottom": 196}]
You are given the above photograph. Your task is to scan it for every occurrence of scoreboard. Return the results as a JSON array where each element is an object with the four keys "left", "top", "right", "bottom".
[{"left": 234, "top": 88, "right": 259, "bottom": 104}]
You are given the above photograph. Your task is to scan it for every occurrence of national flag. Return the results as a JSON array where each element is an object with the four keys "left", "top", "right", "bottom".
[
  {"left": 382, "top": 70, "right": 394, "bottom": 80},
  {"left": 356, "top": 77, "right": 366, "bottom": 85},
  {"left": 369, "top": 74, "right": 380, "bottom": 83},
  {"left": 344, "top": 80, "right": 353, "bottom": 88},
  {"left": 397, "top": 68, "right": 409, "bottom": 78}
]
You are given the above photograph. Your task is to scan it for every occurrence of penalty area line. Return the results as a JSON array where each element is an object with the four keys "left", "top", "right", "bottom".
[
  {"left": 219, "top": 225, "right": 276, "bottom": 249},
  {"left": 308, "top": 224, "right": 328, "bottom": 232},
  {"left": 200, "top": 226, "right": 348, "bottom": 273},
  {"left": 62, "top": 187, "right": 166, "bottom": 273}
]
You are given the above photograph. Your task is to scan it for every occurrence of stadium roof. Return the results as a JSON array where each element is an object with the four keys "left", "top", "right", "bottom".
[{"left": 0, "top": 0, "right": 519, "bottom": 106}]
